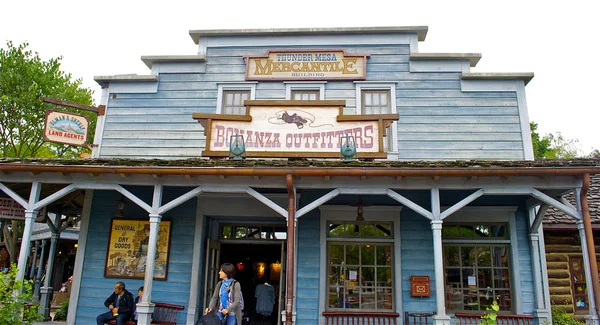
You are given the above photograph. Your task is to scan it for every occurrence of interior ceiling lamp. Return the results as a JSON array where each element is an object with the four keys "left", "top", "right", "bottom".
[
  {"left": 340, "top": 134, "right": 357, "bottom": 162},
  {"left": 115, "top": 196, "right": 126, "bottom": 218},
  {"left": 229, "top": 134, "right": 246, "bottom": 160}
]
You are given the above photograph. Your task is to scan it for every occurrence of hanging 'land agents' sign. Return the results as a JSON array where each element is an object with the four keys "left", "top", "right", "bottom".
[
  {"left": 43, "top": 110, "right": 90, "bottom": 147},
  {"left": 245, "top": 50, "right": 368, "bottom": 81}
]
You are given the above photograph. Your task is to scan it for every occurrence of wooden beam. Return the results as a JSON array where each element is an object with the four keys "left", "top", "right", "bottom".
[
  {"left": 470, "top": 176, "right": 478, "bottom": 181},
  {"left": 324, "top": 176, "right": 331, "bottom": 181},
  {"left": 396, "top": 176, "right": 403, "bottom": 181},
  {"left": 360, "top": 176, "right": 367, "bottom": 181},
  {"left": 43, "top": 97, "right": 100, "bottom": 114}
]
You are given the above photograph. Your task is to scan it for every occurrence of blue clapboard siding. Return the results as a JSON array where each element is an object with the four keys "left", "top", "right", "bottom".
[
  {"left": 400, "top": 210, "right": 436, "bottom": 314},
  {"left": 295, "top": 208, "right": 321, "bottom": 325},
  {"left": 100, "top": 35, "right": 526, "bottom": 160},
  {"left": 76, "top": 188, "right": 196, "bottom": 325},
  {"left": 515, "top": 208, "right": 535, "bottom": 315}
]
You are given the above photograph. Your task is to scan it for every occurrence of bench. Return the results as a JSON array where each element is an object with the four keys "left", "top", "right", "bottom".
[
  {"left": 323, "top": 311, "right": 400, "bottom": 325},
  {"left": 454, "top": 313, "right": 534, "bottom": 325},
  {"left": 107, "top": 302, "right": 185, "bottom": 325}
]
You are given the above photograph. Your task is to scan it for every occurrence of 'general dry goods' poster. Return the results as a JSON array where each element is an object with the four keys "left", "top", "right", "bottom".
[{"left": 104, "top": 219, "right": 172, "bottom": 280}]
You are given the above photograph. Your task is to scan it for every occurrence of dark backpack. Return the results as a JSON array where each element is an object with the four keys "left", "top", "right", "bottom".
[{"left": 197, "top": 313, "right": 224, "bottom": 325}]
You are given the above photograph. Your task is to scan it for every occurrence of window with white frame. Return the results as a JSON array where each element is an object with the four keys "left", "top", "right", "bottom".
[
  {"left": 285, "top": 82, "right": 325, "bottom": 100},
  {"left": 355, "top": 83, "right": 398, "bottom": 156},
  {"left": 443, "top": 223, "right": 512, "bottom": 312},
  {"left": 327, "top": 223, "right": 394, "bottom": 311},
  {"left": 216, "top": 83, "right": 256, "bottom": 115}
]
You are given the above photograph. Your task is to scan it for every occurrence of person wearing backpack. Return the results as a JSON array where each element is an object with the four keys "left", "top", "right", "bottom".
[{"left": 205, "top": 263, "right": 243, "bottom": 325}]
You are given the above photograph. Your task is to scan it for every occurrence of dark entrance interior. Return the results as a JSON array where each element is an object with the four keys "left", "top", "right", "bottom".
[{"left": 220, "top": 243, "right": 282, "bottom": 325}]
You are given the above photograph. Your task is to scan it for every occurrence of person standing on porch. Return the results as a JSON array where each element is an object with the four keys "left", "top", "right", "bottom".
[
  {"left": 96, "top": 281, "right": 134, "bottom": 325},
  {"left": 206, "top": 263, "right": 243, "bottom": 325}
]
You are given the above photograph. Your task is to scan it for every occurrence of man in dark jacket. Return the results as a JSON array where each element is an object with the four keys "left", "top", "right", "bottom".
[{"left": 96, "top": 281, "right": 134, "bottom": 325}]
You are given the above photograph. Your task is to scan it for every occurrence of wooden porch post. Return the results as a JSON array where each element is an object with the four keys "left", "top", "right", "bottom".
[
  {"left": 137, "top": 185, "right": 163, "bottom": 325},
  {"left": 430, "top": 188, "right": 450, "bottom": 325}
]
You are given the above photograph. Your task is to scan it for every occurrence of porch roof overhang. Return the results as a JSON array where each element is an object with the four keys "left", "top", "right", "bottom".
[{"left": 1, "top": 158, "right": 599, "bottom": 178}]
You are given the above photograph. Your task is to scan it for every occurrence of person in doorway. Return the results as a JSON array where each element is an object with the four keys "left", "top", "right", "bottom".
[
  {"left": 96, "top": 281, "right": 134, "bottom": 325},
  {"left": 205, "top": 263, "right": 243, "bottom": 325},
  {"left": 132, "top": 286, "right": 144, "bottom": 324}
]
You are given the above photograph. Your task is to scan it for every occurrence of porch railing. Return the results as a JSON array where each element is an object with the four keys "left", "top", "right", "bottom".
[
  {"left": 454, "top": 313, "right": 534, "bottom": 325},
  {"left": 323, "top": 311, "right": 400, "bottom": 325}
]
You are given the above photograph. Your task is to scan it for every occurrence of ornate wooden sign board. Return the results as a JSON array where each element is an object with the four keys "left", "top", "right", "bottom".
[
  {"left": 193, "top": 100, "right": 398, "bottom": 159},
  {"left": 43, "top": 109, "right": 90, "bottom": 147},
  {"left": 0, "top": 198, "right": 46, "bottom": 221},
  {"left": 245, "top": 50, "right": 368, "bottom": 81}
]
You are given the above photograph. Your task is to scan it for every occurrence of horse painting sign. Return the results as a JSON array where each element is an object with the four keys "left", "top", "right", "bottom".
[{"left": 193, "top": 100, "right": 398, "bottom": 159}]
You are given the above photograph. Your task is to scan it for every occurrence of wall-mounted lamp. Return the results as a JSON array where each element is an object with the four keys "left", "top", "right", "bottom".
[
  {"left": 115, "top": 197, "right": 126, "bottom": 218},
  {"left": 340, "top": 134, "right": 357, "bottom": 162},
  {"left": 229, "top": 134, "right": 246, "bottom": 160}
]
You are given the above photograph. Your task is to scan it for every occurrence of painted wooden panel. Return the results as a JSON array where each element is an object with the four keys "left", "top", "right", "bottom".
[
  {"left": 515, "top": 209, "right": 535, "bottom": 315},
  {"left": 75, "top": 189, "right": 197, "bottom": 325},
  {"left": 100, "top": 38, "right": 528, "bottom": 160},
  {"left": 401, "top": 211, "right": 437, "bottom": 314}
]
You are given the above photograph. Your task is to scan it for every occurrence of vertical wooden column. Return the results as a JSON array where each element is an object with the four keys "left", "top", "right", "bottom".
[
  {"left": 138, "top": 185, "right": 163, "bottom": 325},
  {"left": 430, "top": 188, "right": 450, "bottom": 325}
]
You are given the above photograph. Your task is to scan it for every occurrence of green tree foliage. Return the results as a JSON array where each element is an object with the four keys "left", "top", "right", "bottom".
[
  {"left": 530, "top": 122, "right": 582, "bottom": 159},
  {"left": 0, "top": 263, "right": 43, "bottom": 324},
  {"left": 0, "top": 41, "right": 95, "bottom": 159}
]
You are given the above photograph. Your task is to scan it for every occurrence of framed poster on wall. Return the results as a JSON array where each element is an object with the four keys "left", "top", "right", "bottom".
[{"left": 104, "top": 219, "right": 172, "bottom": 280}]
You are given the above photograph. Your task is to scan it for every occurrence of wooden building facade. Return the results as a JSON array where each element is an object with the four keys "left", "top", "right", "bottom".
[{"left": 0, "top": 26, "right": 599, "bottom": 325}]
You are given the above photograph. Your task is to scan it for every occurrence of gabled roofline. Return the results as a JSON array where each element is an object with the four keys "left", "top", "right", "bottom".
[
  {"left": 189, "top": 26, "right": 428, "bottom": 44},
  {"left": 461, "top": 72, "right": 534, "bottom": 85},
  {"left": 410, "top": 53, "right": 482, "bottom": 67},
  {"left": 140, "top": 55, "right": 207, "bottom": 69}
]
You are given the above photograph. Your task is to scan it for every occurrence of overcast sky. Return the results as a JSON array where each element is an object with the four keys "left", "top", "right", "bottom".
[{"left": 1, "top": 0, "right": 597, "bottom": 154}]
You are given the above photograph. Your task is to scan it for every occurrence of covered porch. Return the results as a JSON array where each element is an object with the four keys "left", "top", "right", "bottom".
[{"left": 0, "top": 158, "right": 598, "bottom": 325}]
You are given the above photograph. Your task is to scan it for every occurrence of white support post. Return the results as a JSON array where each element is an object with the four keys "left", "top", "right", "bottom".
[
  {"left": 16, "top": 182, "right": 41, "bottom": 284},
  {"left": 528, "top": 207, "right": 550, "bottom": 323},
  {"left": 430, "top": 188, "right": 450, "bottom": 325},
  {"left": 138, "top": 185, "right": 163, "bottom": 325}
]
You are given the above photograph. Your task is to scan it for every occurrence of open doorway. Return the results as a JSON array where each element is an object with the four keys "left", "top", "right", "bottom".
[{"left": 220, "top": 243, "right": 283, "bottom": 325}]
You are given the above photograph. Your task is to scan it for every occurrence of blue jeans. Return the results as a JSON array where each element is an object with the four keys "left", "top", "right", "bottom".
[
  {"left": 224, "top": 314, "right": 236, "bottom": 325},
  {"left": 97, "top": 311, "right": 129, "bottom": 325}
]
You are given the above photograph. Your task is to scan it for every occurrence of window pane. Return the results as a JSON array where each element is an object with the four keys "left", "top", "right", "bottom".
[
  {"left": 346, "top": 245, "right": 359, "bottom": 265},
  {"left": 478, "top": 269, "right": 492, "bottom": 287},
  {"left": 361, "top": 267, "right": 375, "bottom": 286},
  {"left": 376, "top": 245, "right": 392, "bottom": 265},
  {"left": 477, "top": 247, "right": 491, "bottom": 266},
  {"left": 377, "top": 267, "right": 392, "bottom": 287},
  {"left": 377, "top": 289, "right": 393, "bottom": 309},
  {"left": 362, "top": 245, "right": 375, "bottom": 265},
  {"left": 329, "top": 287, "right": 343, "bottom": 308},
  {"left": 329, "top": 266, "right": 341, "bottom": 285},
  {"left": 493, "top": 247, "right": 509, "bottom": 267},
  {"left": 329, "top": 223, "right": 392, "bottom": 238},
  {"left": 329, "top": 244, "right": 344, "bottom": 264},
  {"left": 474, "top": 225, "right": 491, "bottom": 237},
  {"left": 494, "top": 269, "right": 510, "bottom": 288},
  {"left": 444, "top": 246, "right": 460, "bottom": 267},
  {"left": 235, "top": 227, "right": 246, "bottom": 239},
  {"left": 490, "top": 225, "right": 506, "bottom": 237},
  {"left": 247, "top": 227, "right": 259, "bottom": 238},
  {"left": 361, "top": 287, "right": 376, "bottom": 309},
  {"left": 221, "top": 226, "right": 232, "bottom": 239},
  {"left": 462, "top": 246, "right": 475, "bottom": 266}
]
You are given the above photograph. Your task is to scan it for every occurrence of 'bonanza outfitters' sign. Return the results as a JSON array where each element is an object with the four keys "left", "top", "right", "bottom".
[
  {"left": 0, "top": 197, "right": 46, "bottom": 220},
  {"left": 193, "top": 100, "right": 398, "bottom": 159},
  {"left": 43, "top": 110, "right": 90, "bottom": 147},
  {"left": 246, "top": 50, "right": 368, "bottom": 81}
]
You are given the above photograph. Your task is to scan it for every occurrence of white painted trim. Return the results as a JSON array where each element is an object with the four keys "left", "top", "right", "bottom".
[
  {"left": 296, "top": 189, "right": 339, "bottom": 219},
  {"left": 537, "top": 221, "right": 551, "bottom": 313},
  {"left": 216, "top": 83, "right": 257, "bottom": 114},
  {"left": 516, "top": 81, "right": 534, "bottom": 160},
  {"left": 318, "top": 205, "right": 401, "bottom": 322},
  {"left": 93, "top": 87, "right": 109, "bottom": 158},
  {"left": 354, "top": 82, "right": 399, "bottom": 157},
  {"left": 531, "top": 189, "right": 581, "bottom": 218},
  {"left": 0, "top": 182, "right": 28, "bottom": 207},
  {"left": 33, "top": 184, "right": 77, "bottom": 210},
  {"left": 509, "top": 213, "right": 522, "bottom": 314},
  {"left": 527, "top": 208, "right": 544, "bottom": 311},
  {"left": 158, "top": 186, "right": 203, "bottom": 215},
  {"left": 285, "top": 82, "right": 326, "bottom": 100},
  {"left": 67, "top": 190, "right": 94, "bottom": 325},
  {"left": 529, "top": 204, "right": 548, "bottom": 234},
  {"left": 440, "top": 189, "right": 484, "bottom": 219},
  {"left": 246, "top": 187, "right": 288, "bottom": 218},
  {"left": 387, "top": 189, "right": 433, "bottom": 219},
  {"left": 187, "top": 198, "right": 205, "bottom": 325}
]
